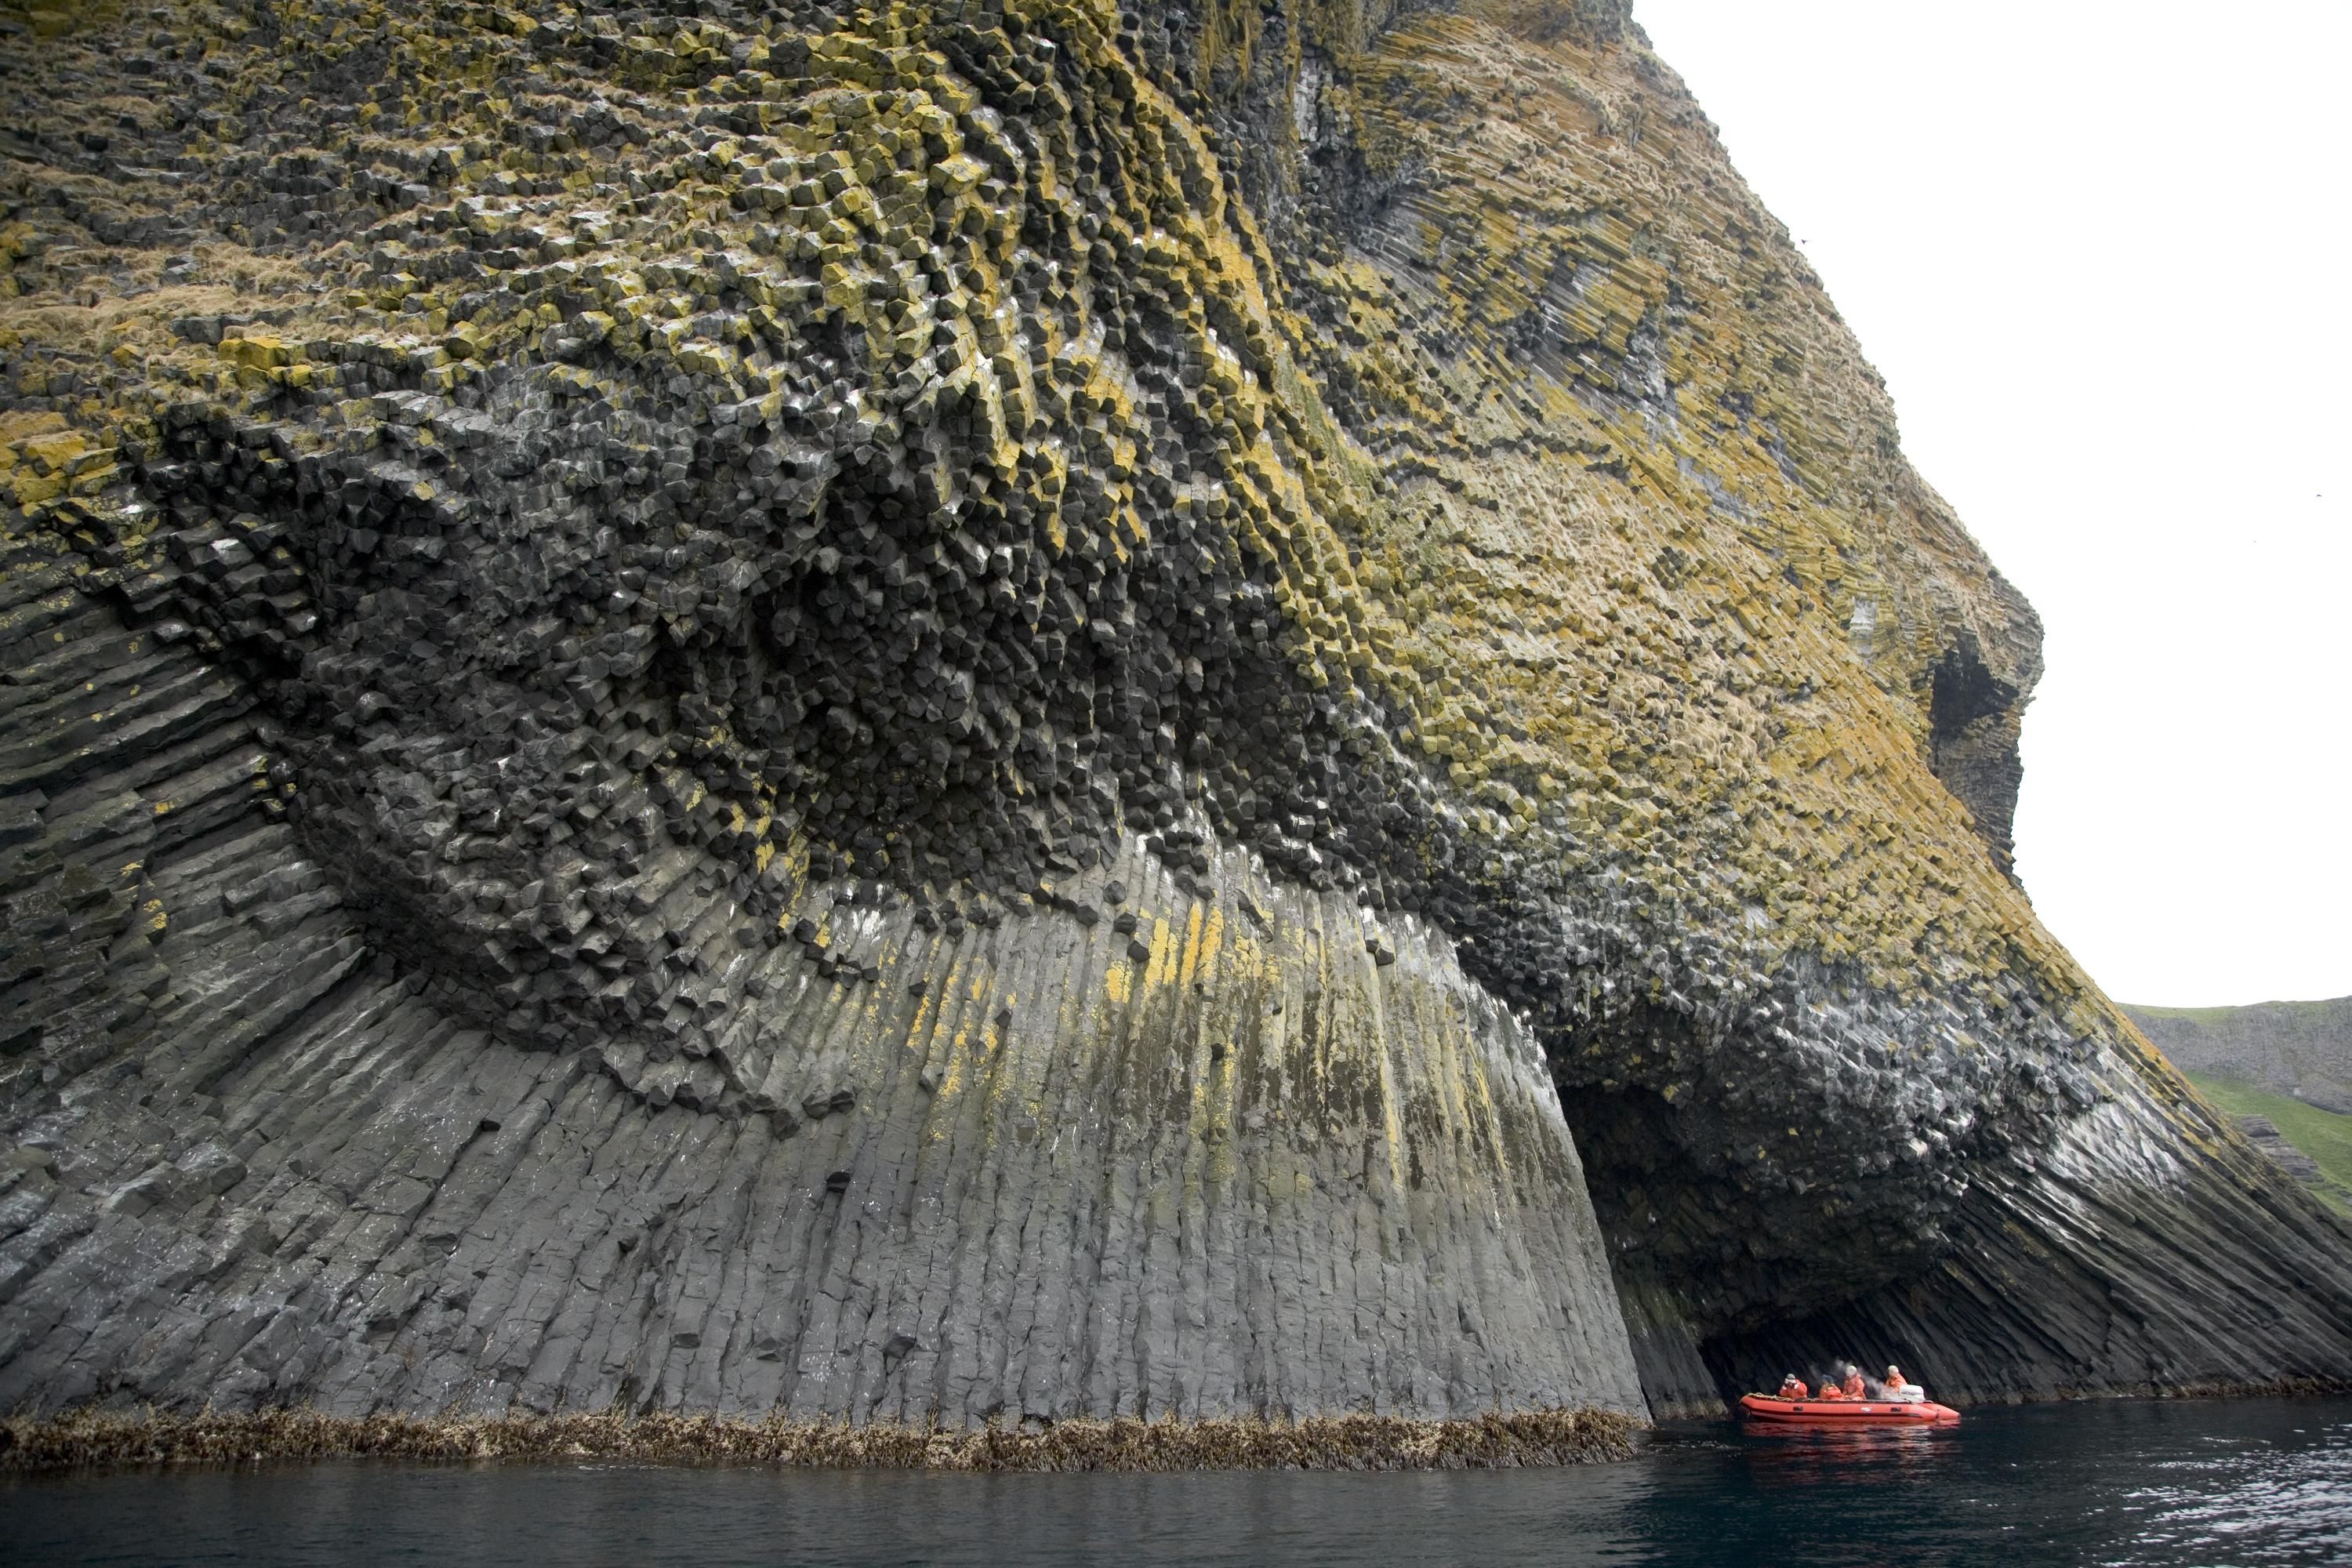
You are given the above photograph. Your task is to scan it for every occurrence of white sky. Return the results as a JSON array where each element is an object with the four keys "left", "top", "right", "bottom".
[{"left": 1630, "top": 1, "right": 2351, "bottom": 1007}]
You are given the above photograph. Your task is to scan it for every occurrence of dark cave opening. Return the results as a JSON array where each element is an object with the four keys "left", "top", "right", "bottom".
[
  {"left": 1928, "top": 641, "right": 2014, "bottom": 746},
  {"left": 1925, "top": 639, "right": 2024, "bottom": 873}
]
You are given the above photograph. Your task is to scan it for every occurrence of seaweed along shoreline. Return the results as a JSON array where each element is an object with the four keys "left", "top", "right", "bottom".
[{"left": 0, "top": 1407, "right": 1643, "bottom": 1476}]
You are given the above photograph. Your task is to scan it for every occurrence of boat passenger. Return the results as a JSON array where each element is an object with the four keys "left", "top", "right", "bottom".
[
  {"left": 1777, "top": 1374, "right": 1809, "bottom": 1400},
  {"left": 1841, "top": 1367, "right": 1867, "bottom": 1399},
  {"left": 1812, "top": 1377, "right": 1846, "bottom": 1401},
  {"left": 1883, "top": 1365, "right": 1923, "bottom": 1402}
]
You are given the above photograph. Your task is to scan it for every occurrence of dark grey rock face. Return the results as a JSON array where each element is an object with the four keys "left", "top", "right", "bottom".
[
  {"left": 1689, "top": 1095, "right": 2352, "bottom": 1406},
  {"left": 0, "top": 538, "right": 1639, "bottom": 1419},
  {"left": 1924, "top": 630, "right": 2038, "bottom": 880}
]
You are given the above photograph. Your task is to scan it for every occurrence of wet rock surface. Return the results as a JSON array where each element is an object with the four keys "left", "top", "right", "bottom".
[{"left": 2, "top": 0, "right": 2347, "bottom": 1421}]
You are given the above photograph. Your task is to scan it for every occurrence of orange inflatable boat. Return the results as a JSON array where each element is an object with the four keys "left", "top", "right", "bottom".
[{"left": 1740, "top": 1392, "right": 1961, "bottom": 1426}]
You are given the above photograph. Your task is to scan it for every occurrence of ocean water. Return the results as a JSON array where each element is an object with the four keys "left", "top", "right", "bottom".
[{"left": 5, "top": 1398, "right": 2348, "bottom": 1566}]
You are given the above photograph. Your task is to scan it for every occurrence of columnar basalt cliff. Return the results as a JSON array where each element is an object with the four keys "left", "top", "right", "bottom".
[{"left": 2, "top": 0, "right": 2347, "bottom": 1427}]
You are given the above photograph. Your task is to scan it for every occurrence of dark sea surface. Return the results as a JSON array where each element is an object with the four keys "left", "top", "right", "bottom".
[{"left": 5, "top": 1398, "right": 2349, "bottom": 1566}]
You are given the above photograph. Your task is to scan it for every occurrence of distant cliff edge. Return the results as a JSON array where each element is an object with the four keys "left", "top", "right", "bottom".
[
  {"left": 2124, "top": 998, "right": 2352, "bottom": 1113},
  {"left": 2125, "top": 998, "right": 2352, "bottom": 1210}
]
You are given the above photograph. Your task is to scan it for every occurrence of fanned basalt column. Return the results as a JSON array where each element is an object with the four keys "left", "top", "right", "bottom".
[
  {"left": 0, "top": 530, "right": 1637, "bottom": 1419},
  {"left": 2, "top": 0, "right": 2347, "bottom": 1423}
]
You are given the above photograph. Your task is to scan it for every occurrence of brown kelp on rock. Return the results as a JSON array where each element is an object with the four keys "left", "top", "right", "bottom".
[{"left": 0, "top": 1406, "right": 1642, "bottom": 1474}]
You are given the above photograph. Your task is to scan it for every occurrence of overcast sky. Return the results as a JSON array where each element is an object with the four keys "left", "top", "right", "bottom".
[{"left": 1629, "top": 1, "right": 2350, "bottom": 1007}]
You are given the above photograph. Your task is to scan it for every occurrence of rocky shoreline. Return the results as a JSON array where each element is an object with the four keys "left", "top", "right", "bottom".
[{"left": 0, "top": 1406, "right": 1639, "bottom": 1476}]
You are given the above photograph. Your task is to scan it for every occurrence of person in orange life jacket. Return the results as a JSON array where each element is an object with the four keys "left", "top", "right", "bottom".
[
  {"left": 1841, "top": 1367, "right": 1867, "bottom": 1399},
  {"left": 1777, "top": 1374, "right": 1809, "bottom": 1400},
  {"left": 1812, "top": 1376, "right": 1846, "bottom": 1401}
]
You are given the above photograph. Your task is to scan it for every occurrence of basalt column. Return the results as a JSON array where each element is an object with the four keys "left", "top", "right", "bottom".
[{"left": 0, "top": 562, "right": 1637, "bottom": 1417}]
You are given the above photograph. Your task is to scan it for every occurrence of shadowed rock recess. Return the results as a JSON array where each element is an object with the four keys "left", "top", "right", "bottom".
[{"left": 1, "top": 0, "right": 2345, "bottom": 1427}]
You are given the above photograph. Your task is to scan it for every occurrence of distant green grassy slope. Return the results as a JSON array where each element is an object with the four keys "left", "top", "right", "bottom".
[{"left": 2187, "top": 1074, "right": 2352, "bottom": 1214}]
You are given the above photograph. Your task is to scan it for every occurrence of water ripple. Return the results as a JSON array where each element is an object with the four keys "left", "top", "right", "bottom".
[{"left": 4, "top": 1399, "right": 2348, "bottom": 1566}]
